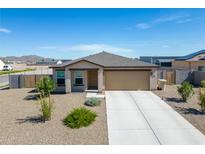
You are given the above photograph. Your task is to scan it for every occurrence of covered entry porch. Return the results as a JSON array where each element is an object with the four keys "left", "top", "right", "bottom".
[
  {"left": 70, "top": 69, "right": 99, "bottom": 92},
  {"left": 52, "top": 60, "right": 104, "bottom": 93}
]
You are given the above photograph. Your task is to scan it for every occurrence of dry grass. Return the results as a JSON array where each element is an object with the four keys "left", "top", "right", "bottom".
[
  {"left": 153, "top": 85, "right": 205, "bottom": 135},
  {"left": 0, "top": 88, "right": 108, "bottom": 144}
]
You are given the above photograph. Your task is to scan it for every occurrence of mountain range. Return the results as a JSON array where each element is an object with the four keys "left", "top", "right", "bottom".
[{"left": 0, "top": 55, "right": 56, "bottom": 64}]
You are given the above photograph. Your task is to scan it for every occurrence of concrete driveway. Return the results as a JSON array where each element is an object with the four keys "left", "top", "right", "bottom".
[{"left": 105, "top": 91, "right": 205, "bottom": 145}]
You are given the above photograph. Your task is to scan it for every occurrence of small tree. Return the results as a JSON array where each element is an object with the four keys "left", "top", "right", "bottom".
[
  {"left": 201, "top": 80, "right": 205, "bottom": 88},
  {"left": 177, "top": 81, "right": 194, "bottom": 102},
  {"left": 39, "top": 96, "right": 53, "bottom": 121},
  {"left": 36, "top": 76, "right": 55, "bottom": 97}
]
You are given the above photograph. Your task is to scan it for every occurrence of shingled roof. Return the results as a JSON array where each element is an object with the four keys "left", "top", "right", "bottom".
[{"left": 50, "top": 51, "right": 158, "bottom": 68}]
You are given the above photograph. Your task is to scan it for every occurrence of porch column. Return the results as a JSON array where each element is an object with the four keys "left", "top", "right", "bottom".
[
  {"left": 84, "top": 71, "right": 88, "bottom": 90},
  {"left": 98, "top": 68, "right": 103, "bottom": 92},
  {"left": 65, "top": 67, "right": 71, "bottom": 93}
]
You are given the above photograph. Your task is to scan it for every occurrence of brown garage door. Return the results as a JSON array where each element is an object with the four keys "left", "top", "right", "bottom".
[{"left": 105, "top": 70, "right": 150, "bottom": 90}]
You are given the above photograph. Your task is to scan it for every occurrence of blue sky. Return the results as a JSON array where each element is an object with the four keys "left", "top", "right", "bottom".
[{"left": 0, "top": 8, "right": 205, "bottom": 59}]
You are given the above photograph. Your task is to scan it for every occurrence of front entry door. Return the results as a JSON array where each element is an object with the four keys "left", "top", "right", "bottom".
[{"left": 87, "top": 70, "right": 98, "bottom": 90}]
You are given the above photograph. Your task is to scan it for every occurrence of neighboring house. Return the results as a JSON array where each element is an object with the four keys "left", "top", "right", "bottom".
[
  {"left": 36, "top": 59, "right": 71, "bottom": 65},
  {"left": 139, "top": 56, "right": 180, "bottom": 82},
  {"left": 0, "top": 59, "right": 5, "bottom": 70},
  {"left": 36, "top": 59, "right": 58, "bottom": 65},
  {"left": 139, "top": 56, "right": 180, "bottom": 68},
  {"left": 172, "top": 50, "right": 205, "bottom": 85},
  {"left": 172, "top": 50, "right": 205, "bottom": 71},
  {"left": 50, "top": 51, "right": 158, "bottom": 93},
  {"left": 56, "top": 59, "right": 71, "bottom": 65},
  {"left": 140, "top": 50, "right": 205, "bottom": 85},
  {"left": 140, "top": 50, "right": 205, "bottom": 70}
]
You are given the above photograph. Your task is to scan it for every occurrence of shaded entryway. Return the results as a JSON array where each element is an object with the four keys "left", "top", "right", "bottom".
[{"left": 87, "top": 70, "right": 98, "bottom": 90}]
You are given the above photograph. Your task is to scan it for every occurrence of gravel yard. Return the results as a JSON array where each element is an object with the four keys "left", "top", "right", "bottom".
[
  {"left": 153, "top": 85, "right": 205, "bottom": 135},
  {"left": 0, "top": 89, "right": 108, "bottom": 144}
]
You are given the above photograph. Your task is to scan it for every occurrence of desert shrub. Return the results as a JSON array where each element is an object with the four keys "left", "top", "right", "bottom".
[
  {"left": 199, "top": 88, "right": 205, "bottom": 112},
  {"left": 177, "top": 81, "right": 194, "bottom": 102},
  {"left": 36, "top": 76, "right": 55, "bottom": 97},
  {"left": 39, "top": 96, "right": 53, "bottom": 121},
  {"left": 201, "top": 80, "right": 205, "bottom": 88},
  {"left": 64, "top": 107, "right": 97, "bottom": 128},
  {"left": 84, "top": 97, "right": 101, "bottom": 107}
]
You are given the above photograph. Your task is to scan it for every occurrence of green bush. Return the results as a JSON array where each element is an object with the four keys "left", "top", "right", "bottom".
[
  {"left": 84, "top": 97, "right": 101, "bottom": 107},
  {"left": 177, "top": 81, "right": 194, "bottom": 102},
  {"left": 64, "top": 107, "right": 97, "bottom": 129},
  {"left": 36, "top": 76, "right": 55, "bottom": 97},
  {"left": 199, "top": 88, "right": 205, "bottom": 112},
  {"left": 39, "top": 96, "right": 53, "bottom": 121},
  {"left": 201, "top": 80, "right": 205, "bottom": 88}
]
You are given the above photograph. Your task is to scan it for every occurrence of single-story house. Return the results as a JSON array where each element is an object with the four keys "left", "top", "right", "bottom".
[
  {"left": 50, "top": 51, "right": 158, "bottom": 93},
  {"left": 0, "top": 59, "right": 5, "bottom": 70},
  {"left": 172, "top": 50, "right": 205, "bottom": 71}
]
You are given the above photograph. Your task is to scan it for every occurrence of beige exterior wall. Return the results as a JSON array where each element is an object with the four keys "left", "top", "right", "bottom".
[
  {"left": 67, "top": 60, "right": 102, "bottom": 69},
  {"left": 104, "top": 70, "right": 150, "bottom": 90},
  {"left": 172, "top": 61, "right": 190, "bottom": 70},
  {"left": 98, "top": 68, "right": 103, "bottom": 92},
  {"left": 172, "top": 60, "right": 205, "bottom": 70},
  {"left": 190, "top": 61, "right": 205, "bottom": 69},
  {"left": 65, "top": 67, "right": 71, "bottom": 93}
]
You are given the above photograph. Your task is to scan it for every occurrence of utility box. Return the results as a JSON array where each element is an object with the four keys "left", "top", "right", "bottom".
[{"left": 157, "top": 79, "right": 167, "bottom": 90}]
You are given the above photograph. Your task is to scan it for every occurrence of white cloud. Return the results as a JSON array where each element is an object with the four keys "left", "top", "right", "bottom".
[
  {"left": 153, "top": 15, "right": 189, "bottom": 24},
  {"left": 136, "top": 23, "right": 151, "bottom": 29},
  {"left": 68, "top": 44, "right": 133, "bottom": 53},
  {"left": 176, "top": 18, "right": 192, "bottom": 23},
  {"left": 0, "top": 28, "right": 11, "bottom": 33},
  {"left": 39, "top": 44, "right": 134, "bottom": 54},
  {"left": 39, "top": 46, "right": 58, "bottom": 49},
  {"left": 162, "top": 45, "right": 169, "bottom": 48},
  {"left": 136, "top": 14, "right": 191, "bottom": 29}
]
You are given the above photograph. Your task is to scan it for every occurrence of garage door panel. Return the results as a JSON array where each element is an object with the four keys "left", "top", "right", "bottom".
[{"left": 105, "top": 71, "right": 150, "bottom": 90}]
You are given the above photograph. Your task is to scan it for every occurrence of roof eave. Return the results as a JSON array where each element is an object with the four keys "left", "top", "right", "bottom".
[
  {"left": 49, "top": 59, "right": 104, "bottom": 68},
  {"left": 104, "top": 65, "right": 159, "bottom": 68}
]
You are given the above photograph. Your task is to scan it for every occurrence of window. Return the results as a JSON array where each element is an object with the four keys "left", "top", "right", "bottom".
[
  {"left": 160, "top": 62, "right": 172, "bottom": 67},
  {"left": 198, "top": 66, "right": 205, "bottom": 71},
  {"left": 56, "top": 71, "right": 65, "bottom": 86},
  {"left": 74, "top": 71, "right": 84, "bottom": 85}
]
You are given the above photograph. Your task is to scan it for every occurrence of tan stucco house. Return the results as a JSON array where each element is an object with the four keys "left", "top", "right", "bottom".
[
  {"left": 50, "top": 51, "right": 158, "bottom": 93},
  {"left": 172, "top": 50, "right": 205, "bottom": 71}
]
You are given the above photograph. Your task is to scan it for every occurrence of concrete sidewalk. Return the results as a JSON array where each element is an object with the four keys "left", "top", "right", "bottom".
[{"left": 105, "top": 91, "right": 205, "bottom": 145}]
